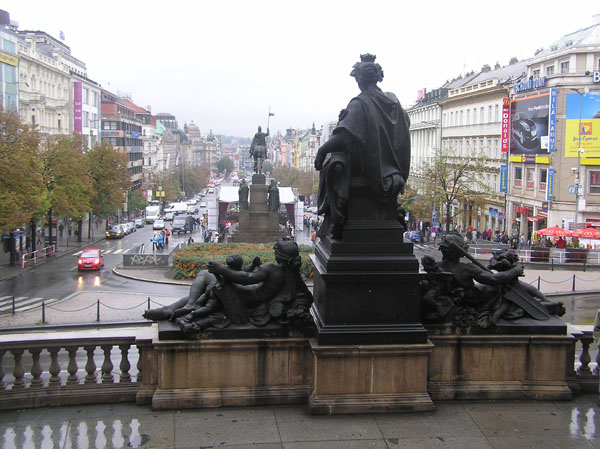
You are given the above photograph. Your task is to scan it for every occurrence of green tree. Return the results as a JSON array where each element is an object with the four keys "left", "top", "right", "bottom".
[
  {"left": 417, "top": 146, "right": 490, "bottom": 233},
  {"left": 272, "top": 166, "right": 314, "bottom": 197},
  {"left": 0, "top": 111, "right": 46, "bottom": 264},
  {"left": 87, "top": 142, "right": 131, "bottom": 219},
  {"left": 127, "top": 189, "right": 147, "bottom": 213},
  {"left": 216, "top": 156, "right": 233, "bottom": 174},
  {"left": 41, "top": 135, "right": 94, "bottom": 243},
  {"left": 262, "top": 161, "right": 273, "bottom": 175}
]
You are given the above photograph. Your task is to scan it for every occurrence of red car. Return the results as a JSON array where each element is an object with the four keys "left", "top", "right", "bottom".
[{"left": 78, "top": 248, "right": 104, "bottom": 271}]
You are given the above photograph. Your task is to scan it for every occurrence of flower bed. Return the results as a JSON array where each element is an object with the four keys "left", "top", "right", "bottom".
[{"left": 173, "top": 242, "right": 315, "bottom": 280}]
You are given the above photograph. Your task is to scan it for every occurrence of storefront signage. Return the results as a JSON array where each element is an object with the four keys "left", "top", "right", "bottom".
[
  {"left": 73, "top": 82, "right": 82, "bottom": 134},
  {"left": 101, "top": 130, "right": 123, "bottom": 137},
  {"left": 548, "top": 88, "right": 557, "bottom": 152},
  {"left": 546, "top": 168, "right": 554, "bottom": 201},
  {"left": 501, "top": 98, "right": 510, "bottom": 152},
  {"left": 542, "top": 201, "right": 549, "bottom": 212},
  {"left": 0, "top": 51, "right": 18, "bottom": 66},
  {"left": 499, "top": 164, "right": 508, "bottom": 192},
  {"left": 594, "top": 70, "right": 600, "bottom": 83},
  {"left": 514, "top": 206, "right": 530, "bottom": 215},
  {"left": 565, "top": 92, "right": 600, "bottom": 158},
  {"left": 514, "top": 76, "right": 546, "bottom": 93}
]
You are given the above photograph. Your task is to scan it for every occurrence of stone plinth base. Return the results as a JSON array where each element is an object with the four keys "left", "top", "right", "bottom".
[
  {"left": 427, "top": 333, "right": 574, "bottom": 401},
  {"left": 151, "top": 338, "right": 313, "bottom": 409},
  {"left": 309, "top": 340, "right": 434, "bottom": 415}
]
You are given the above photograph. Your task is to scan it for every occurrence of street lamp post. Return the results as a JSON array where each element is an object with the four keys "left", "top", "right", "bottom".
[{"left": 571, "top": 89, "right": 585, "bottom": 231}]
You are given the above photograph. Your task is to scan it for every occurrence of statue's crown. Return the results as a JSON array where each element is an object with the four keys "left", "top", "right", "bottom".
[{"left": 360, "top": 53, "right": 377, "bottom": 63}]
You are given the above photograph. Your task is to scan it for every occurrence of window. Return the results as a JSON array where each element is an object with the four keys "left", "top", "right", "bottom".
[
  {"left": 488, "top": 106, "right": 492, "bottom": 123},
  {"left": 533, "top": 69, "right": 540, "bottom": 78},
  {"left": 58, "top": 119, "right": 61, "bottom": 129},
  {"left": 539, "top": 168, "right": 547, "bottom": 191},
  {"left": 526, "top": 167, "right": 535, "bottom": 189},
  {"left": 480, "top": 107, "right": 484, "bottom": 123},
  {"left": 495, "top": 104, "right": 499, "bottom": 122},
  {"left": 514, "top": 167, "right": 522, "bottom": 187},
  {"left": 466, "top": 109, "right": 470, "bottom": 125},
  {"left": 460, "top": 110, "right": 463, "bottom": 125},
  {"left": 31, "top": 115, "right": 35, "bottom": 125},
  {"left": 546, "top": 65, "right": 554, "bottom": 76},
  {"left": 83, "top": 111, "right": 89, "bottom": 125},
  {"left": 560, "top": 61, "right": 570, "bottom": 74},
  {"left": 590, "top": 171, "right": 600, "bottom": 194},
  {"left": 83, "top": 88, "right": 89, "bottom": 105},
  {"left": 3, "top": 39, "right": 16, "bottom": 54}
]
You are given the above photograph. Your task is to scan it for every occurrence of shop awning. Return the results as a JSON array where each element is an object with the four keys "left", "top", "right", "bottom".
[{"left": 527, "top": 215, "right": 547, "bottom": 222}]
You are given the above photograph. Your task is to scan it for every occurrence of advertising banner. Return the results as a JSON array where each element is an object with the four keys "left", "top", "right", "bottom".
[
  {"left": 499, "top": 164, "right": 508, "bottom": 193},
  {"left": 501, "top": 98, "right": 510, "bottom": 152},
  {"left": 548, "top": 88, "right": 557, "bottom": 152},
  {"left": 565, "top": 92, "right": 600, "bottom": 159},
  {"left": 73, "top": 82, "right": 82, "bottom": 134},
  {"left": 546, "top": 168, "right": 554, "bottom": 201},
  {"left": 510, "top": 92, "right": 551, "bottom": 156}
]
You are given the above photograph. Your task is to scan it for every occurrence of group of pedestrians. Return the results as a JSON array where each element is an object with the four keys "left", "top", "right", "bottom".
[{"left": 152, "top": 228, "right": 170, "bottom": 251}]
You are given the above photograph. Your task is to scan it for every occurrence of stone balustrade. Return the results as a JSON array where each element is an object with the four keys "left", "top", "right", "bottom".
[{"left": 0, "top": 328, "right": 597, "bottom": 410}]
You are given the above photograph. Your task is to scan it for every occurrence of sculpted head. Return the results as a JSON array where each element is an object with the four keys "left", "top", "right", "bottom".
[
  {"left": 273, "top": 238, "right": 301, "bottom": 269},
  {"left": 438, "top": 232, "right": 468, "bottom": 261},
  {"left": 258, "top": 126, "right": 262, "bottom": 133},
  {"left": 350, "top": 53, "right": 384, "bottom": 86}
]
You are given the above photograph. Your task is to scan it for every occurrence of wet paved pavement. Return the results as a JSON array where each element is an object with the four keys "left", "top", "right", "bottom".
[{"left": 0, "top": 395, "right": 597, "bottom": 449}]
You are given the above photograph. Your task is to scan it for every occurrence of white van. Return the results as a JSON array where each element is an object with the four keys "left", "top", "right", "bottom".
[{"left": 145, "top": 206, "right": 161, "bottom": 224}]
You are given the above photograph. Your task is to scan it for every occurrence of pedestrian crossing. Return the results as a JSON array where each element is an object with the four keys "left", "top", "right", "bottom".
[
  {"left": 74, "top": 248, "right": 130, "bottom": 255},
  {"left": 0, "top": 295, "right": 61, "bottom": 314}
]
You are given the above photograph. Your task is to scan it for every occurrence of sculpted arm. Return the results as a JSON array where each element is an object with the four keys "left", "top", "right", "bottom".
[
  {"left": 208, "top": 261, "right": 271, "bottom": 285},
  {"left": 314, "top": 134, "right": 346, "bottom": 170}
]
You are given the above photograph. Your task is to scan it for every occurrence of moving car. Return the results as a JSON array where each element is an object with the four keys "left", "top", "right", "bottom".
[
  {"left": 134, "top": 218, "right": 144, "bottom": 228},
  {"left": 105, "top": 225, "right": 124, "bottom": 239},
  {"left": 78, "top": 248, "right": 104, "bottom": 271},
  {"left": 171, "top": 215, "right": 195, "bottom": 234},
  {"left": 119, "top": 223, "right": 130, "bottom": 235},
  {"left": 164, "top": 212, "right": 175, "bottom": 221},
  {"left": 409, "top": 230, "right": 423, "bottom": 243},
  {"left": 153, "top": 219, "right": 165, "bottom": 230}
]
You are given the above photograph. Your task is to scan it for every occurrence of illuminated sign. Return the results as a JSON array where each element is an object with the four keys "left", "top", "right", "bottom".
[
  {"left": 73, "top": 82, "right": 82, "bottom": 134},
  {"left": 546, "top": 168, "right": 554, "bottom": 201},
  {"left": 565, "top": 92, "right": 600, "bottom": 158},
  {"left": 514, "top": 76, "right": 546, "bottom": 93},
  {"left": 499, "top": 164, "right": 508, "bottom": 192}
]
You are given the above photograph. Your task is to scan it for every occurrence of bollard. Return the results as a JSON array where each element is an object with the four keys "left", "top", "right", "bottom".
[
  {"left": 583, "top": 260, "right": 586, "bottom": 272},
  {"left": 148, "top": 296, "right": 151, "bottom": 309},
  {"left": 12, "top": 296, "right": 15, "bottom": 315},
  {"left": 572, "top": 274, "right": 576, "bottom": 292},
  {"left": 537, "top": 276, "right": 541, "bottom": 290},
  {"left": 97, "top": 299, "right": 100, "bottom": 322},
  {"left": 551, "top": 258, "right": 554, "bottom": 271},
  {"left": 42, "top": 301, "right": 46, "bottom": 324}
]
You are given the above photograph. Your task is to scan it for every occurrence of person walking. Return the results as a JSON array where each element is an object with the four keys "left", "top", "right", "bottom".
[
  {"left": 157, "top": 231, "right": 164, "bottom": 250},
  {"left": 164, "top": 228, "right": 170, "bottom": 245},
  {"left": 152, "top": 232, "right": 158, "bottom": 251}
]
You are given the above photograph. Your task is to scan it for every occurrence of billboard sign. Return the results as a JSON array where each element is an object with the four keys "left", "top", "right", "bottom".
[
  {"left": 73, "top": 82, "right": 83, "bottom": 134},
  {"left": 499, "top": 164, "right": 508, "bottom": 192},
  {"left": 546, "top": 168, "right": 554, "bottom": 201},
  {"left": 510, "top": 92, "right": 551, "bottom": 155},
  {"left": 565, "top": 92, "right": 600, "bottom": 159},
  {"left": 501, "top": 98, "right": 510, "bottom": 152}
]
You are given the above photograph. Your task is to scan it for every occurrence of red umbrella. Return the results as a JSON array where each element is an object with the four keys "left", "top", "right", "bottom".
[
  {"left": 535, "top": 226, "right": 572, "bottom": 237},
  {"left": 571, "top": 227, "right": 600, "bottom": 239}
]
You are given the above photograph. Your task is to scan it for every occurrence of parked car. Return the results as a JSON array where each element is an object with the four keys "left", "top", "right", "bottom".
[
  {"left": 119, "top": 223, "right": 130, "bottom": 235},
  {"left": 153, "top": 219, "right": 165, "bottom": 230},
  {"left": 172, "top": 215, "right": 195, "bottom": 234},
  {"left": 164, "top": 212, "right": 175, "bottom": 221},
  {"left": 105, "top": 225, "right": 124, "bottom": 239},
  {"left": 134, "top": 218, "right": 144, "bottom": 228},
  {"left": 78, "top": 248, "right": 104, "bottom": 271},
  {"left": 126, "top": 222, "right": 136, "bottom": 233}
]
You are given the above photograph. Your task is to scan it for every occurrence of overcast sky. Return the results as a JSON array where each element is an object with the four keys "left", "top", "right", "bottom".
[{"left": 4, "top": 0, "right": 598, "bottom": 138}]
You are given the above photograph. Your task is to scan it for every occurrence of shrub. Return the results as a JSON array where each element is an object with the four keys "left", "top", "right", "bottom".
[{"left": 173, "top": 242, "right": 315, "bottom": 280}]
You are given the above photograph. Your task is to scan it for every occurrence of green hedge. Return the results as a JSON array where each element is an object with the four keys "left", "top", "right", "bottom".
[{"left": 173, "top": 242, "right": 315, "bottom": 280}]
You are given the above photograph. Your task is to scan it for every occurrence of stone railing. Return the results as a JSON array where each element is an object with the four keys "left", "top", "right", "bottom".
[
  {"left": 0, "top": 334, "right": 145, "bottom": 410},
  {"left": 0, "top": 327, "right": 597, "bottom": 410}
]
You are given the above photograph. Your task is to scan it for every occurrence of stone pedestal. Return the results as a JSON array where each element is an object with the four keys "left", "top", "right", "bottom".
[
  {"left": 230, "top": 176, "right": 287, "bottom": 244},
  {"left": 151, "top": 338, "right": 313, "bottom": 409},
  {"left": 309, "top": 340, "right": 434, "bottom": 415},
  {"left": 311, "top": 182, "right": 427, "bottom": 346}
]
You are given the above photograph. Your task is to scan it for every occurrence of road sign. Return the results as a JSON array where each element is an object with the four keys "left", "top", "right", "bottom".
[{"left": 568, "top": 185, "right": 577, "bottom": 194}]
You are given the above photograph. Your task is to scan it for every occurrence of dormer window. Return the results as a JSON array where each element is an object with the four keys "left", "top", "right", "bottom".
[
  {"left": 565, "top": 40, "right": 573, "bottom": 47},
  {"left": 551, "top": 45, "right": 558, "bottom": 51}
]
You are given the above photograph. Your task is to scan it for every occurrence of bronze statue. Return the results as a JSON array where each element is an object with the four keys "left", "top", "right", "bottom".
[
  {"left": 419, "top": 233, "right": 565, "bottom": 328},
  {"left": 268, "top": 179, "right": 280, "bottom": 212},
  {"left": 143, "top": 240, "right": 313, "bottom": 336},
  {"left": 314, "top": 54, "right": 411, "bottom": 239},
  {"left": 249, "top": 126, "right": 269, "bottom": 173},
  {"left": 238, "top": 179, "right": 249, "bottom": 211}
]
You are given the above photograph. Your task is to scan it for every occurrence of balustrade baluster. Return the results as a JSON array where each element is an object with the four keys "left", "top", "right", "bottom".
[
  {"left": 48, "top": 347, "right": 61, "bottom": 386},
  {"left": 29, "top": 348, "right": 43, "bottom": 388},
  {"left": 0, "top": 349, "right": 5, "bottom": 390},
  {"left": 136, "top": 346, "right": 142, "bottom": 383},
  {"left": 101, "top": 344, "right": 114, "bottom": 383},
  {"left": 577, "top": 333, "right": 592, "bottom": 374},
  {"left": 11, "top": 349, "right": 25, "bottom": 389},
  {"left": 84, "top": 345, "right": 97, "bottom": 384},
  {"left": 66, "top": 346, "right": 79, "bottom": 385},
  {"left": 119, "top": 344, "right": 131, "bottom": 383}
]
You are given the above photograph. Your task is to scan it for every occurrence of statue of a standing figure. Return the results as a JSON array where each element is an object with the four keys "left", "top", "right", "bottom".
[
  {"left": 268, "top": 179, "right": 280, "bottom": 212},
  {"left": 238, "top": 179, "right": 249, "bottom": 211},
  {"left": 314, "top": 54, "right": 411, "bottom": 239},
  {"left": 249, "top": 126, "right": 269, "bottom": 173}
]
